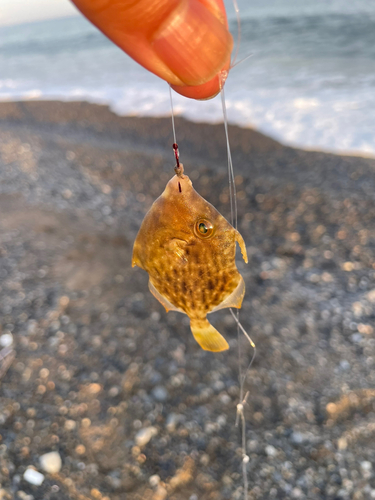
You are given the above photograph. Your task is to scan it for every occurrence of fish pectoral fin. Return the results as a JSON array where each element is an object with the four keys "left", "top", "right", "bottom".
[
  {"left": 235, "top": 230, "right": 248, "bottom": 264},
  {"left": 190, "top": 318, "right": 229, "bottom": 352},
  {"left": 210, "top": 275, "right": 245, "bottom": 313},
  {"left": 165, "top": 238, "right": 188, "bottom": 262},
  {"left": 148, "top": 281, "right": 184, "bottom": 313}
]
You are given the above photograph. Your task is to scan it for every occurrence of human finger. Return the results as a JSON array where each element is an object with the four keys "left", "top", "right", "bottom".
[{"left": 71, "top": 0, "right": 233, "bottom": 99}]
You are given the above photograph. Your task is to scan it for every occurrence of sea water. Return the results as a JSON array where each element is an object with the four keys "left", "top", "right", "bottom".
[{"left": 0, "top": 0, "right": 374, "bottom": 156}]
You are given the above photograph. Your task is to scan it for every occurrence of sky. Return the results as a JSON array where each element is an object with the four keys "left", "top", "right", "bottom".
[{"left": 0, "top": 0, "right": 79, "bottom": 26}]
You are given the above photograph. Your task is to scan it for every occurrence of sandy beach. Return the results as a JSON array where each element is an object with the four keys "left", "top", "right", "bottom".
[{"left": 1, "top": 100, "right": 375, "bottom": 500}]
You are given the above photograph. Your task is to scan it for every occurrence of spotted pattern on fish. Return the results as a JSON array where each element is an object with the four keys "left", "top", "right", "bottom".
[{"left": 132, "top": 173, "right": 248, "bottom": 352}]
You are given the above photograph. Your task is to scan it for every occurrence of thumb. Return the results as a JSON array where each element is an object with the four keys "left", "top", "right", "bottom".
[{"left": 71, "top": 0, "right": 233, "bottom": 98}]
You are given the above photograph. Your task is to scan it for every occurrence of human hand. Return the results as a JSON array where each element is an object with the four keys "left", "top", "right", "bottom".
[{"left": 71, "top": 0, "right": 233, "bottom": 100}]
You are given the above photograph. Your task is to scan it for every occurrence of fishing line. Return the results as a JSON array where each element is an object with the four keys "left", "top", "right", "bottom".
[
  {"left": 169, "top": 84, "right": 177, "bottom": 146},
  {"left": 221, "top": 2, "right": 257, "bottom": 496},
  {"left": 220, "top": 80, "right": 237, "bottom": 229},
  {"left": 220, "top": 81, "right": 256, "bottom": 500},
  {"left": 169, "top": 84, "right": 182, "bottom": 174},
  {"left": 231, "top": 0, "right": 241, "bottom": 69},
  {"left": 231, "top": 52, "right": 254, "bottom": 70},
  {"left": 229, "top": 0, "right": 254, "bottom": 70}
]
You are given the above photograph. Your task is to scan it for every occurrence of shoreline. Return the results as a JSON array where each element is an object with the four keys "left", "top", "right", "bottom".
[
  {"left": 1, "top": 100, "right": 375, "bottom": 499},
  {"left": 1, "top": 97, "right": 374, "bottom": 162}
]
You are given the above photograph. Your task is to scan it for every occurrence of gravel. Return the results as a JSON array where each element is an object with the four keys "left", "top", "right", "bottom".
[{"left": 1, "top": 100, "right": 375, "bottom": 499}]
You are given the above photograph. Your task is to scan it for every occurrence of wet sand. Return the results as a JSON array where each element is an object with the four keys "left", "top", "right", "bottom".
[{"left": 1, "top": 101, "right": 375, "bottom": 499}]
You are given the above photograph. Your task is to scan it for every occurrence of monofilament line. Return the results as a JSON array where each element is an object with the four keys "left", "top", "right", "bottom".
[
  {"left": 169, "top": 84, "right": 183, "bottom": 176},
  {"left": 220, "top": 79, "right": 256, "bottom": 500},
  {"left": 169, "top": 84, "right": 177, "bottom": 145},
  {"left": 220, "top": 81, "right": 237, "bottom": 229},
  {"left": 231, "top": 0, "right": 241, "bottom": 69}
]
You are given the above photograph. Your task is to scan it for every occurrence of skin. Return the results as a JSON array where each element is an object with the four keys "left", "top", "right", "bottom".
[
  {"left": 71, "top": 0, "right": 233, "bottom": 99},
  {"left": 132, "top": 173, "right": 248, "bottom": 351}
]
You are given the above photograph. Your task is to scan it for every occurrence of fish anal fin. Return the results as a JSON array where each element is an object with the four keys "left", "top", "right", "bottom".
[
  {"left": 210, "top": 275, "right": 245, "bottom": 313},
  {"left": 190, "top": 318, "right": 229, "bottom": 352},
  {"left": 148, "top": 281, "right": 183, "bottom": 313},
  {"left": 235, "top": 230, "right": 248, "bottom": 264}
]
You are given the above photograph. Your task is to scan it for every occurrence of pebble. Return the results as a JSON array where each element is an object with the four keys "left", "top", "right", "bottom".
[
  {"left": 166, "top": 413, "right": 180, "bottom": 433},
  {"left": 265, "top": 445, "right": 277, "bottom": 457},
  {"left": 291, "top": 432, "right": 304, "bottom": 444},
  {"left": 0, "top": 333, "right": 13, "bottom": 347},
  {"left": 338, "top": 437, "right": 348, "bottom": 450},
  {"left": 23, "top": 468, "right": 44, "bottom": 486},
  {"left": 149, "top": 474, "right": 160, "bottom": 487},
  {"left": 5, "top": 101, "right": 375, "bottom": 500},
  {"left": 39, "top": 451, "right": 62, "bottom": 473},
  {"left": 361, "top": 461, "right": 372, "bottom": 471},
  {"left": 340, "top": 360, "right": 351, "bottom": 371},
  {"left": 135, "top": 426, "right": 158, "bottom": 447},
  {"left": 367, "top": 289, "right": 375, "bottom": 303},
  {"left": 151, "top": 385, "right": 168, "bottom": 402},
  {"left": 64, "top": 419, "right": 77, "bottom": 431}
]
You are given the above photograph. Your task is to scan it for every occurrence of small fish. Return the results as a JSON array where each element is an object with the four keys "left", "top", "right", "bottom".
[{"left": 132, "top": 171, "right": 248, "bottom": 352}]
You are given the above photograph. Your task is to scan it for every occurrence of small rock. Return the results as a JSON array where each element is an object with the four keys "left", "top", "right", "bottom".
[
  {"left": 361, "top": 461, "right": 372, "bottom": 471},
  {"left": 154, "top": 485, "right": 168, "bottom": 500},
  {"left": 248, "top": 440, "right": 258, "bottom": 452},
  {"left": 88, "top": 383, "right": 101, "bottom": 395},
  {"left": 151, "top": 386, "right": 168, "bottom": 402},
  {"left": 75, "top": 445, "right": 86, "bottom": 455},
  {"left": 64, "top": 420, "right": 76, "bottom": 431},
  {"left": 108, "top": 386, "right": 120, "bottom": 397},
  {"left": 15, "top": 492, "right": 33, "bottom": 500},
  {"left": 166, "top": 413, "right": 180, "bottom": 433},
  {"left": 292, "top": 487, "right": 303, "bottom": 498},
  {"left": 337, "top": 437, "right": 348, "bottom": 450},
  {"left": 106, "top": 475, "right": 122, "bottom": 490},
  {"left": 340, "top": 360, "right": 351, "bottom": 371},
  {"left": 135, "top": 426, "right": 158, "bottom": 447},
  {"left": 149, "top": 474, "right": 160, "bottom": 487},
  {"left": 23, "top": 468, "right": 44, "bottom": 486},
  {"left": 0, "top": 333, "right": 13, "bottom": 347},
  {"left": 367, "top": 289, "right": 375, "bottom": 303},
  {"left": 39, "top": 451, "right": 62, "bottom": 473},
  {"left": 291, "top": 432, "right": 304, "bottom": 444},
  {"left": 351, "top": 333, "right": 362, "bottom": 343},
  {"left": 219, "top": 393, "right": 231, "bottom": 405},
  {"left": 265, "top": 445, "right": 277, "bottom": 457}
]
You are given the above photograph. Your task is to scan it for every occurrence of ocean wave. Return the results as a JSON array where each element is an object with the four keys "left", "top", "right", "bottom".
[
  {"left": 2, "top": 82, "right": 375, "bottom": 157},
  {"left": 1, "top": 11, "right": 375, "bottom": 158}
]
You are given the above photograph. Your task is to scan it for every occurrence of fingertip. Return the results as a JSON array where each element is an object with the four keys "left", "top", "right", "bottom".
[
  {"left": 171, "top": 59, "right": 231, "bottom": 100},
  {"left": 152, "top": 0, "right": 233, "bottom": 87}
]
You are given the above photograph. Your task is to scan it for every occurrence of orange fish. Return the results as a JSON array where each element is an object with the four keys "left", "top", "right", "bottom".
[{"left": 132, "top": 171, "right": 248, "bottom": 352}]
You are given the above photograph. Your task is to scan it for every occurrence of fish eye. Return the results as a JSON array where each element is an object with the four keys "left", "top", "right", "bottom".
[{"left": 194, "top": 219, "right": 215, "bottom": 239}]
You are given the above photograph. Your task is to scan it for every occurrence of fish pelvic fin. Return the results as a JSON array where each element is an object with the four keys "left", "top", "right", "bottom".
[
  {"left": 190, "top": 318, "right": 229, "bottom": 352},
  {"left": 235, "top": 230, "right": 248, "bottom": 264},
  {"left": 148, "top": 280, "right": 183, "bottom": 313},
  {"left": 210, "top": 275, "right": 245, "bottom": 313}
]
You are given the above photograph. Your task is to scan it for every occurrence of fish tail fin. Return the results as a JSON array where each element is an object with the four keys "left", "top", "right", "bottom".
[{"left": 190, "top": 318, "right": 229, "bottom": 352}]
